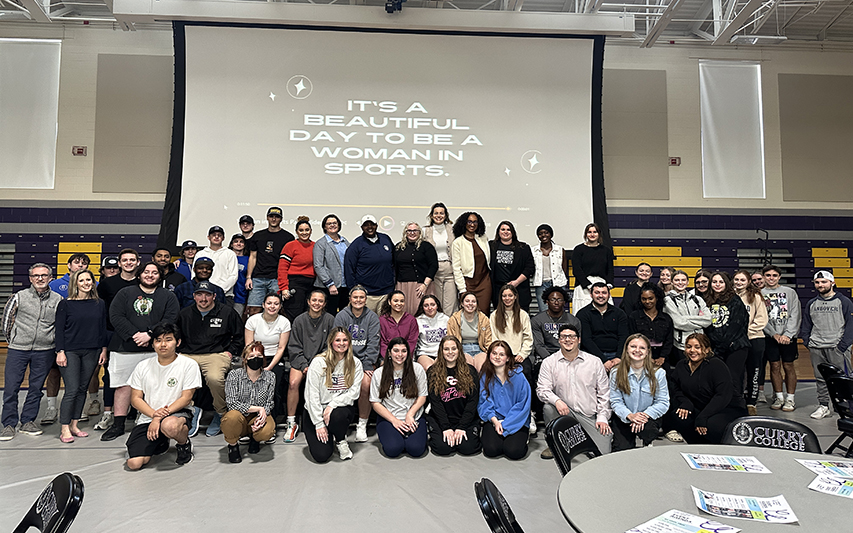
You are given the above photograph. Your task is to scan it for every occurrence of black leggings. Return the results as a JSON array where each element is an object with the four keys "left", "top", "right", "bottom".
[
  {"left": 663, "top": 406, "right": 746, "bottom": 444},
  {"left": 611, "top": 416, "right": 661, "bottom": 451},
  {"left": 425, "top": 414, "right": 481, "bottom": 456},
  {"left": 481, "top": 422, "right": 528, "bottom": 460},
  {"left": 717, "top": 347, "right": 749, "bottom": 403},
  {"left": 744, "top": 338, "right": 766, "bottom": 405},
  {"left": 303, "top": 405, "right": 356, "bottom": 463}
]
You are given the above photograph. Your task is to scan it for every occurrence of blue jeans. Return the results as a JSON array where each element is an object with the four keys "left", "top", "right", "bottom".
[
  {"left": 534, "top": 280, "right": 554, "bottom": 314},
  {"left": 247, "top": 277, "right": 279, "bottom": 306},
  {"left": 58, "top": 349, "right": 100, "bottom": 425},
  {"left": 376, "top": 416, "right": 427, "bottom": 458},
  {"left": 2, "top": 348, "right": 54, "bottom": 427},
  {"left": 462, "top": 343, "right": 481, "bottom": 357}
]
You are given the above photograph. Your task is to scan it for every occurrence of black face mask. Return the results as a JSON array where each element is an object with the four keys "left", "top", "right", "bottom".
[{"left": 247, "top": 357, "right": 264, "bottom": 370}]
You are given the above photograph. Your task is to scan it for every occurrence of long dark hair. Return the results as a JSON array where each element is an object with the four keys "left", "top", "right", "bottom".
[
  {"left": 452, "top": 212, "right": 485, "bottom": 238},
  {"left": 639, "top": 282, "right": 665, "bottom": 312},
  {"left": 378, "top": 337, "right": 419, "bottom": 400},
  {"left": 480, "top": 340, "right": 517, "bottom": 399},
  {"left": 733, "top": 269, "right": 762, "bottom": 301},
  {"left": 427, "top": 336, "right": 475, "bottom": 397},
  {"left": 415, "top": 294, "right": 443, "bottom": 317},
  {"left": 380, "top": 290, "right": 406, "bottom": 317},
  {"left": 705, "top": 271, "right": 736, "bottom": 306},
  {"left": 493, "top": 284, "right": 522, "bottom": 335},
  {"left": 493, "top": 220, "right": 520, "bottom": 248}
]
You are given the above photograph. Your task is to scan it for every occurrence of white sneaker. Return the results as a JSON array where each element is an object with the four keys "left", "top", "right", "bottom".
[
  {"left": 529, "top": 412, "right": 537, "bottom": 435},
  {"left": 757, "top": 394, "right": 768, "bottom": 404},
  {"left": 336, "top": 439, "right": 353, "bottom": 460},
  {"left": 40, "top": 407, "right": 57, "bottom": 425},
  {"left": 782, "top": 398, "right": 796, "bottom": 412},
  {"left": 770, "top": 397, "right": 784, "bottom": 410},
  {"left": 810, "top": 405, "right": 831, "bottom": 419},
  {"left": 282, "top": 421, "right": 299, "bottom": 443},
  {"left": 94, "top": 412, "right": 114, "bottom": 431},
  {"left": 355, "top": 422, "right": 368, "bottom": 443}
]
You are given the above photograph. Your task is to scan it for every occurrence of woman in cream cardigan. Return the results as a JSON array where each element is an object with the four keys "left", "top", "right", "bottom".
[{"left": 451, "top": 211, "right": 491, "bottom": 315}]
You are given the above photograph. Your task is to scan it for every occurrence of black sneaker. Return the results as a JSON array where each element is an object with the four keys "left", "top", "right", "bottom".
[
  {"left": 248, "top": 437, "right": 260, "bottom": 454},
  {"left": 153, "top": 439, "right": 170, "bottom": 456},
  {"left": 100, "top": 424, "right": 125, "bottom": 442},
  {"left": 176, "top": 439, "right": 194, "bottom": 465},
  {"left": 228, "top": 443, "right": 242, "bottom": 463}
]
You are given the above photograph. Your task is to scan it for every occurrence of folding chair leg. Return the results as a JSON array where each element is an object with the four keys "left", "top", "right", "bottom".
[{"left": 825, "top": 434, "right": 850, "bottom": 455}]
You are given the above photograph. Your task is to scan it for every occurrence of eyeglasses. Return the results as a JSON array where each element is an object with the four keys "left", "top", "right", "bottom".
[
  {"left": 406, "top": 229, "right": 420, "bottom": 234},
  {"left": 559, "top": 334, "right": 578, "bottom": 340},
  {"left": 696, "top": 280, "right": 709, "bottom": 285},
  {"left": 29, "top": 274, "right": 50, "bottom": 279},
  {"left": 466, "top": 220, "right": 478, "bottom": 225}
]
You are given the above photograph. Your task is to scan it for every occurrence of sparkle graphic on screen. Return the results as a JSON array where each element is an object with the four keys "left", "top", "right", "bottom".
[
  {"left": 294, "top": 78, "right": 307, "bottom": 95},
  {"left": 504, "top": 168, "right": 511, "bottom": 176},
  {"left": 528, "top": 153, "right": 539, "bottom": 170},
  {"left": 269, "top": 92, "right": 276, "bottom": 101}
]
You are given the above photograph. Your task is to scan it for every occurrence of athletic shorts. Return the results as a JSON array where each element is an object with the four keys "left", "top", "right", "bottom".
[
  {"left": 108, "top": 352, "right": 156, "bottom": 387},
  {"left": 125, "top": 410, "right": 192, "bottom": 458},
  {"left": 765, "top": 336, "right": 798, "bottom": 363}
]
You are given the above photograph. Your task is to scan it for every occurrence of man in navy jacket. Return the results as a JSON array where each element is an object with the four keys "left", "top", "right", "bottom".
[{"left": 344, "top": 215, "right": 395, "bottom": 314}]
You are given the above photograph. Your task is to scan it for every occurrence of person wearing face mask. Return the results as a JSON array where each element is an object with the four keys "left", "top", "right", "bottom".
[
  {"left": 609, "top": 334, "right": 669, "bottom": 451},
  {"left": 222, "top": 342, "right": 276, "bottom": 463}
]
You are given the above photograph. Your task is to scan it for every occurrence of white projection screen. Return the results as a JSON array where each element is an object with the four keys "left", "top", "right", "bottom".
[{"left": 168, "top": 23, "right": 602, "bottom": 246}]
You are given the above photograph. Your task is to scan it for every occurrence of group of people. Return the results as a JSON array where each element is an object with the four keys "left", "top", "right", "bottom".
[{"left": 2, "top": 206, "right": 848, "bottom": 468}]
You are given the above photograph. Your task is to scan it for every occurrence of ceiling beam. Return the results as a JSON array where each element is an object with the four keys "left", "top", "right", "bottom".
[
  {"left": 584, "top": 0, "right": 605, "bottom": 13},
  {"left": 641, "top": 0, "right": 686, "bottom": 47},
  {"left": 712, "top": 0, "right": 764, "bottom": 44},
  {"left": 689, "top": 0, "right": 714, "bottom": 34},
  {"left": 18, "top": 0, "right": 50, "bottom": 22},
  {"left": 750, "top": 0, "right": 780, "bottom": 34},
  {"left": 818, "top": 0, "right": 852, "bottom": 40}
]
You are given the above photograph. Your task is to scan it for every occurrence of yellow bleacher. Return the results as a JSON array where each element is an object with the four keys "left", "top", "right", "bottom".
[
  {"left": 814, "top": 248, "right": 853, "bottom": 290},
  {"left": 57, "top": 242, "right": 102, "bottom": 276}
]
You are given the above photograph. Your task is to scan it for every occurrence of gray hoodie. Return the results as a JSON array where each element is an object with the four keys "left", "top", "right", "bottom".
[
  {"left": 664, "top": 290, "right": 712, "bottom": 351},
  {"left": 761, "top": 285, "right": 801, "bottom": 339},
  {"left": 802, "top": 291, "right": 853, "bottom": 353},
  {"left": 334, "top": 306, "right": 381, "bottom": 371}
]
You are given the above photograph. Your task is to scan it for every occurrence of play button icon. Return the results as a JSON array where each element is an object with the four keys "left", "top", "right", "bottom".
[{"left": 379, "top": 216, "right": 395, "bottom": 231}]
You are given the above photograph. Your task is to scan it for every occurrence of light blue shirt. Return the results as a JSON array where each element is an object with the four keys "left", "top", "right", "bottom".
[
  {"left": 609, "top": 367, "right": 669, "bottom": 424},
  {"left": 326, "top": 234, "right": 349, "bottom": 286}
]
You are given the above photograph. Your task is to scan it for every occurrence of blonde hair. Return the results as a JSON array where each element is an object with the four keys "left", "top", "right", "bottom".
[
  {"left": 68, "top": 270, "right": 98, "bottom": 300},
  {"left": 396, "top": 222, "right": 424, "bottom": 250},
  {"left": 317, "top": 327, "right": 357, "bottom": 389},
  {"left": 614, "top": 334, "right": 657, "bottom": 397}
]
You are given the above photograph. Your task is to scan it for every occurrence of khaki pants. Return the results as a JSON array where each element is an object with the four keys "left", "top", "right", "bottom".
[
  {"left": 365, "top": 294, "right": 389, "bottom": 315},
  {"left": 185, "top": 352, "right": 231, "bottom": 415},
  {"left": 221, "top": 409, "right": 276, "bottom": 445}
]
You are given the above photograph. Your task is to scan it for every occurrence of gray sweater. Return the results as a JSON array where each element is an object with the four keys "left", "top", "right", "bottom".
[
  {"left": 802, "top": 291, "right": 853, "bottom": 353},
  {"left": 313, "top": 234, "right": 349, "bottom": 289},
  {"left": 664, "top": 290, "right": 713, "bottom": 351},
  {"left": 761, "top": 285, "right": 801, "bottom": 339},
  {"left": 2, "top": 287, "right": 62, "bottom": 351},
  {"left": 288, "top": 311, "right": 336, "bottom": 371},
  {"left": 334, "top": 306, "right": 381, "bottom": 371},
  {"left": 530, "top": 310, "right": 581, "bottom": 364}
]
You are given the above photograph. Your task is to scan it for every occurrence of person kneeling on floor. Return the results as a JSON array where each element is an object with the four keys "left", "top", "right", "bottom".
[
  {"left": 125, "top": 323, "right": 201, "bottom": 471},
  {"left": 222, "top": 341, "right": 276, "bottom": 463}
]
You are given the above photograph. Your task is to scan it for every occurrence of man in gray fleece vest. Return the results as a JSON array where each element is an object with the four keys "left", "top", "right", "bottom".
[
  {"left": 801, "top": 270, "right": 853, "bottom": 419},
  {"left": 1, "top": 263, "right": 63, "bottom": 441}
]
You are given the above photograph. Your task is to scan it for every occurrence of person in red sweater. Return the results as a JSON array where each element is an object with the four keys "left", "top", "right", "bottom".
[
  {"left": 379, "top": 290, "right": 420, "bottom": 356},
  {"left": 278, "top": 216, "right": 316, "bottom": 321}
]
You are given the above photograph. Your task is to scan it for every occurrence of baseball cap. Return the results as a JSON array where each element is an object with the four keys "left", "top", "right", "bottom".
[
  {"left": 180, "top": 240, "right": 198, "bottom": 250},
  {"left": 361, "top": 215, "right": 378, "bottom": 226},
  {"left": 194, "top": 281, "right": 215, "bottom": 294},
  {"left": 267, "top": 207, "right": 283, "bottom": 218},
  {"left": 208, "top": 225, "right": 225, "bottom": 236},
  {"left": 814, "top": 270, "right": 835, "bottom": 282},
  {"left": 195, "top": 257, "right": 215, "bottom": 267},
  {"left": 239, "top": 214, "right": 254, "bottom": 225},
  {"left": 102, "top": 256, "right": 119, "bottom": 268}
]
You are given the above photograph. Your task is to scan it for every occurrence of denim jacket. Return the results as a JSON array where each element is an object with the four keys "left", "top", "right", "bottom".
[{"left": 609, "top": 367, "right": 669, "bottom": 424}]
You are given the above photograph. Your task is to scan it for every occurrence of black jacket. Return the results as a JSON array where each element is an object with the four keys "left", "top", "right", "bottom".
[
  {"left": 670, "top": 357, "right": 743, "bottom": 427},
  {"left": 628, "top": 309, "right": 674, "bottom": 363},
  {"left": 705, "top": 295, "right": 750, "bottom": 355},
  {"left": 576, "top": 303, "right": 629, "bottom": 362},
  {"left": 176, "top": 302, "right": 244, "bottom": 355}
]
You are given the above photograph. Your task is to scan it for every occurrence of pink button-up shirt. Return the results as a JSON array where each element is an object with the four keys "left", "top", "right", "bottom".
[{"left": 536, "top": 350, "right": 611, "bottom": 423}]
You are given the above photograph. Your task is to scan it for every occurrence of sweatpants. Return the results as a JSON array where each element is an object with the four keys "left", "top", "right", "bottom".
[
  {"left": 544, "top": 403, "right": 612, "bottom": 454},
  {"left": 375, "top": 416, "right": 427, "bottom": 458},
  {"left": 744, "top": 338, "right": 766, "bottom": 406},
  {"left": 717, "top": 347, "right": 749, "bottom": 405},
  {"left": 303, "top": 405, "right": 357, "bottom": 463},
  {"left": 809, "top": 346, "right": 851, "bottom": 406},
  {"left": 664, "top": 405, "right": 746, "bottom": 444},
  {"left": 481, "top": 422, "right": 528, "bottom": 460},
  {"left": 425, "top": 414, "right": 481, "bottom": 456}
]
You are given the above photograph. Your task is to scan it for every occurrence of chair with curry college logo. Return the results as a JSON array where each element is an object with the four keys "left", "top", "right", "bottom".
[
  {"left": 473, "top": 478, "right": 525, "bottom": 533},
  {"left": 721, "top": 416, "right": 821, "bottom": 453},
  {"left": 13, "top": 472, "right": 84, "bottom": 533},
  {"left": 545, "top": 414, "right": 602, "bottom": 476}
]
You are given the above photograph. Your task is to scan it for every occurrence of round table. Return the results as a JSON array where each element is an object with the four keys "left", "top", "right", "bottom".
[{"left": 557, "top": 444, "right": 852, "bottom": 531}]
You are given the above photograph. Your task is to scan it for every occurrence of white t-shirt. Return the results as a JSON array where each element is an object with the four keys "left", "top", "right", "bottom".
[
  {"left": 245, "top": 313, "right": 292, "bottom": 357},
  {"left": 128, "top": 354, "right": 202, "bottom": 424},
  {"left": 369, "top": 363, "right": 428, "bottom": 421}
]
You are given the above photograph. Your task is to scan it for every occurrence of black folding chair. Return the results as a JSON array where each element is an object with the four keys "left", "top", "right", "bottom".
[
  {"left": 817, "top": 362, "right": 845, "bottom": 382},
  {"left": 13, "top": 473, "right": 84, "bottom": 533},
  {"left": 473, "top": 478, "right": 524, "bottom": 533},
  {"left": 825, "top": 375, "right": 853, "bottom": 457},
  {"left": 722, "top": 416, "right": 821, "bottom": 453},
  {"left": 544, "top": 414, "right": 601, "bottom": 476}
]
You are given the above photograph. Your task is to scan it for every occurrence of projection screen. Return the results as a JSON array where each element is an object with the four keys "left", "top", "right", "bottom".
[{"left": 165, "top": 23, "right": 604, "bottom": 247}]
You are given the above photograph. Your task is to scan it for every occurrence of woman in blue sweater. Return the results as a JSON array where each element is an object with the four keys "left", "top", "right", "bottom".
[
  {"left": 478, "top": 340, "right": 531, "bottom": 460},
  {"left": 55, "top": 269, "right": 108, "bottom": 443}
]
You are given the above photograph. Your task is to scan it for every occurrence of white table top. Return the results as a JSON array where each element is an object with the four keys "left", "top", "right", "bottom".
[{"left": 557, "top": 444, "right": 852, "bottom": 532}]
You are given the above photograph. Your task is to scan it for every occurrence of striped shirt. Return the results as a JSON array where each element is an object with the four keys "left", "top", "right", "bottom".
[{"left": 225, "top": 368, "right": 276, "bottom": 416}]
